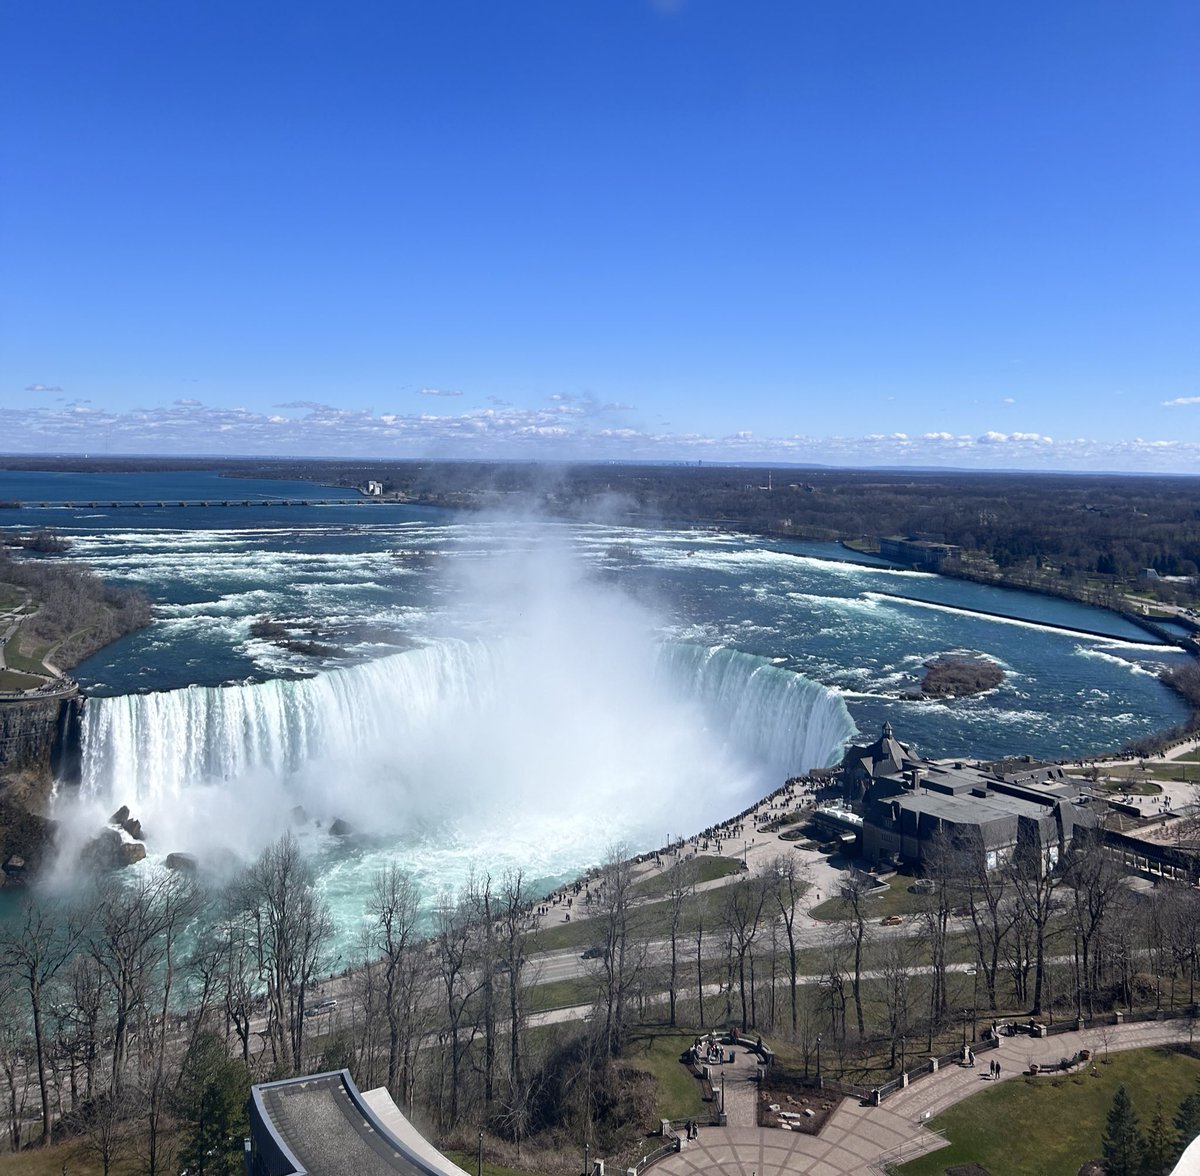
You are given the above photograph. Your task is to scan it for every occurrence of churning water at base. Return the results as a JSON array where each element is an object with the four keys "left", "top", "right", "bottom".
[{"left": 73, "top": 639, "right": 854, "bottom": 943}]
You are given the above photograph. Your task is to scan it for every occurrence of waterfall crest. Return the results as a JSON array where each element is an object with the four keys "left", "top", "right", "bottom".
[{"left": 79, "top": 640, "right": 855, "bottom": 807}]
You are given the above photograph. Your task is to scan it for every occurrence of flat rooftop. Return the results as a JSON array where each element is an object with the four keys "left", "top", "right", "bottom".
[
  {"left": 892, "top": 785, "right": 1054, "bottom": 827},
  {"left": 255, "top": 1072, "right": 462, "bottom": 1176}
]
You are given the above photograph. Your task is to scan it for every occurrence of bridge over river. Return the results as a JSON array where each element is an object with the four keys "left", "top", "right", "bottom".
[{"left": 0, "top": 496, "right": 406, "bottom": 510}]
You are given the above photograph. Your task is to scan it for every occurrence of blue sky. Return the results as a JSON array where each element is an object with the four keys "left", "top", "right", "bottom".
[{"left": 3, "top": 1, "right": 1198, "bottom": 469}]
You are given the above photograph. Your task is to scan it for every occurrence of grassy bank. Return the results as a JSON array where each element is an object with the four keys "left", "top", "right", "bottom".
[{"left": 897, "top": 1046, "right": 1200, "bottom": 1176}]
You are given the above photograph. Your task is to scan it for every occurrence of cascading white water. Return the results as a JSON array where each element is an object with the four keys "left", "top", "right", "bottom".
[
  {"left": 652, "top": 643, "right": 855, "bottom": 783},
  {"left": 79, "top": 640, "right": 854, "bottom": 810}
]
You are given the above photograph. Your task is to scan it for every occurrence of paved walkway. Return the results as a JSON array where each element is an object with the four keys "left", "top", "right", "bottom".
[{"left": 650, "top": 1020, "right": 1200, "bottom": 1176}]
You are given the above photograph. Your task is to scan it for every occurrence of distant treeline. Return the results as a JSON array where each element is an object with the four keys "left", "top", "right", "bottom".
[
  {"left": 294, "top": 460, "right": 1200, "bottom": 591},
  {"left": 5, "top": 457, "right": 1200, "bottom": 597}
]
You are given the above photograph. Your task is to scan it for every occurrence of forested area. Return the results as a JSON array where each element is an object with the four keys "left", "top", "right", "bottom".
[
  {"left": 5, "top": 821, "right": 1200, "bottom": 1174},
  {"left": 0, "top": 544, "right": 150, "bottom": 672}
]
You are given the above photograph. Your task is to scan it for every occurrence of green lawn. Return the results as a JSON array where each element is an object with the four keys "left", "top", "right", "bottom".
[
  {"left": 525, "top": 975, "right": 597, "bottom": 1012},
  {"left": 633, "top": 856, "right": 744, "bottom": 900},
  {"left": 897, "top": 1046, "right": 1200, "bottom": 1176},
  {"left": 0, "top": 667, "right": 44, "bottom": 691},
  {"left": 809, "top": 874, "right": 929, "bottom": 922},
  {"left": 621, "top": 1026, "right": 707, "bottom": 1120},
  {"left": 535, "top": 888, "right": 734, "bottom": 953},
  {"left": 445, "top": 1151, "right": 548, "bottom": 1176},
  {"left": 3, "top": 630, "right": 52, "bottom": 675},
  {"left": 0, "top": 582, "right": 26, "bottom": 610}
]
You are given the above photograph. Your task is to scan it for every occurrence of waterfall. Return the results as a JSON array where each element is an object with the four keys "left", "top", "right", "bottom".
[
  {"left": 653, "top": 643, "right": 856, "bottom": 780},
  {"left": 79, "top": 640, "right": 855, "bottom": 808}
]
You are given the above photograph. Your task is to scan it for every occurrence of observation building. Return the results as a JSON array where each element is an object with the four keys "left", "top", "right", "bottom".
[{"left": 246, "top": 1069, "right": 469, "bottom": 1176}]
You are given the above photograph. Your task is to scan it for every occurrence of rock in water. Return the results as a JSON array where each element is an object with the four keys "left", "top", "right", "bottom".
[
  {"left": 329, "top": 818, "right": 353, "bottom": 837},
  {"left": 165, "top": 852, "right": 198, "bottom": 872},
  {"left": 83, "top": 827, "right": 147, "bottom": 870}
]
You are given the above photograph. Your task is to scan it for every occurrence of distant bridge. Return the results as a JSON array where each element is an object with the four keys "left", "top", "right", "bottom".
[{"left": 0, "top": 497, "right": 409, "bottom": 510}]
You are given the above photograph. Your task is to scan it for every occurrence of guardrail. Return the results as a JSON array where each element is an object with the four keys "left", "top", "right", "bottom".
[{"left": 872, "top": 1128, "right": 947, "bottom": 1175}]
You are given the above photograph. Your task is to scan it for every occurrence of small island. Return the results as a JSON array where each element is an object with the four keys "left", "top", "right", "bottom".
[{"left": 919, "top": 654, "right": 1005, "bottom": 699}]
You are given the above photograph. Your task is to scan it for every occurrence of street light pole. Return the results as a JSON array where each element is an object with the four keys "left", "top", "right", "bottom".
[
  {"left": 584, "top": 1142, "right": 590, "bottom": 1176},
  {"left": 477, "top": 1132, "right": 483, "bottom": 1176},
  {"left": 816, "top": 1033, "right": 822, "bottom": 1080}
]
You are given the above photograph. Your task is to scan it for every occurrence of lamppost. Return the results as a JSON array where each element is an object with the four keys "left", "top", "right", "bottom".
[
  {"left": 900, "top": 1035, "right": 906, "bottom": 1072},
  {"left": 720, "top": 1072, "right": 726, "bottom": 1115},
  {"left": 961, "top": 1009, "right": 969, "bottom": 1049},
  {"left": 816, "top": 1033, "right": 823, "bottom": 1080},
  {"left": 477, "top": 1132, "right": 483, "bottom": 1176},
  {"left": 584, "top": 1142, "right": 590, "bottom": 1176}
]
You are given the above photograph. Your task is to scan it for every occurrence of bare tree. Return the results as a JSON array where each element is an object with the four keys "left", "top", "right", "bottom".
[
  {"left": 89, "top": 869, "right": 196, "bottom": 1097},
  {"left": 78, "top": 1087, "right": 136, "bottom": 1176},
  {"left": 1008, "top": 837, "right": 1065, "bottom": 1015},
  {"left": 498, "top": 870, "right": 534, "bottom": 1115},
  {"left": 767, "top": 854, "right": 810, "bottom": 1033},
  {"left": 597, "top": 845, "right": 644, "bottom": 1057},
  {"left": 876, "top": 932, "right": 918, "bottom": 1069},
  {"left": 722, "top": 875, "right": 766, "bottom": 1030},
  {"left": 433, "top": 886, "right": 481, "bottom": 1129},
  {"left": 1062, "top": 830, "right": 1126, "bottom": 1015},
  {"left": 958, "top": 844, "right": 1013, "bottom": 1012},
  {"left": 366, "top": 864, "right": 424, "bottom": 1101},
  {"left": 920, "top": 831, "right": 957, "bottom": 1027},
  {"left": 242, "top": 832, "right": 334, "bottom": 1071},
  {"left": 0, "top": 893, "right": 89, "bottom": 1145},
  {"left": 838, "top": 873, "right": 873, "bottom": 1037},
  {"left": 0, "top": 976, "right": 33, "bottom": 1153},
  {"left": 666, "top": 859, "right": 696, "bottom": 1027}
]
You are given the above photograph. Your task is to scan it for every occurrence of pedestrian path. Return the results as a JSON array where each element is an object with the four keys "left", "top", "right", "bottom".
[{"left": 649, "top": 1019, "right": 1200, "bottom": 1176}]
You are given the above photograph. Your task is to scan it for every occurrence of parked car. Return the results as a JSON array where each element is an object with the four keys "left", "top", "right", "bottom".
[
  {"left": 880, "top": 915, "right": 904, "bottom": 926},
  {"left": 580, "top": 945, "right": 606, "bottom": 960}
]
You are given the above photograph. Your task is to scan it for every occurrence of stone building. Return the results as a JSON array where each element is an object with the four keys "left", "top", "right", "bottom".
[{"left": 842, "top": 724, "right": 1091, "bottom": 873}]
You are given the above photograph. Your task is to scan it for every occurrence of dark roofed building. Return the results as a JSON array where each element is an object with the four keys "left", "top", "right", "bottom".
[
  {"left": 842, "top": 727, "right": 1092, "bottom": 874},
  {"left": 247, "top": 1070, "right": 469, "bottom": 1176},
  {"left": 842, "top": 721, "right": 919, "bottom": 806}
]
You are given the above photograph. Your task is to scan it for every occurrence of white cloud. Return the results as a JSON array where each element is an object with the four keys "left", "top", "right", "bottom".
[
  {"left": 3, "top": 398, "right": 1199, "bottom": 473},
  {"left": 25, "top": 383, "right": 63, "bottom": 393},
  {"left": 419, "top": 387, "right": 463, "bottom": 398},
  {"left": 1163, "top": 396, "right": 1200, "bottom": 406}
]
